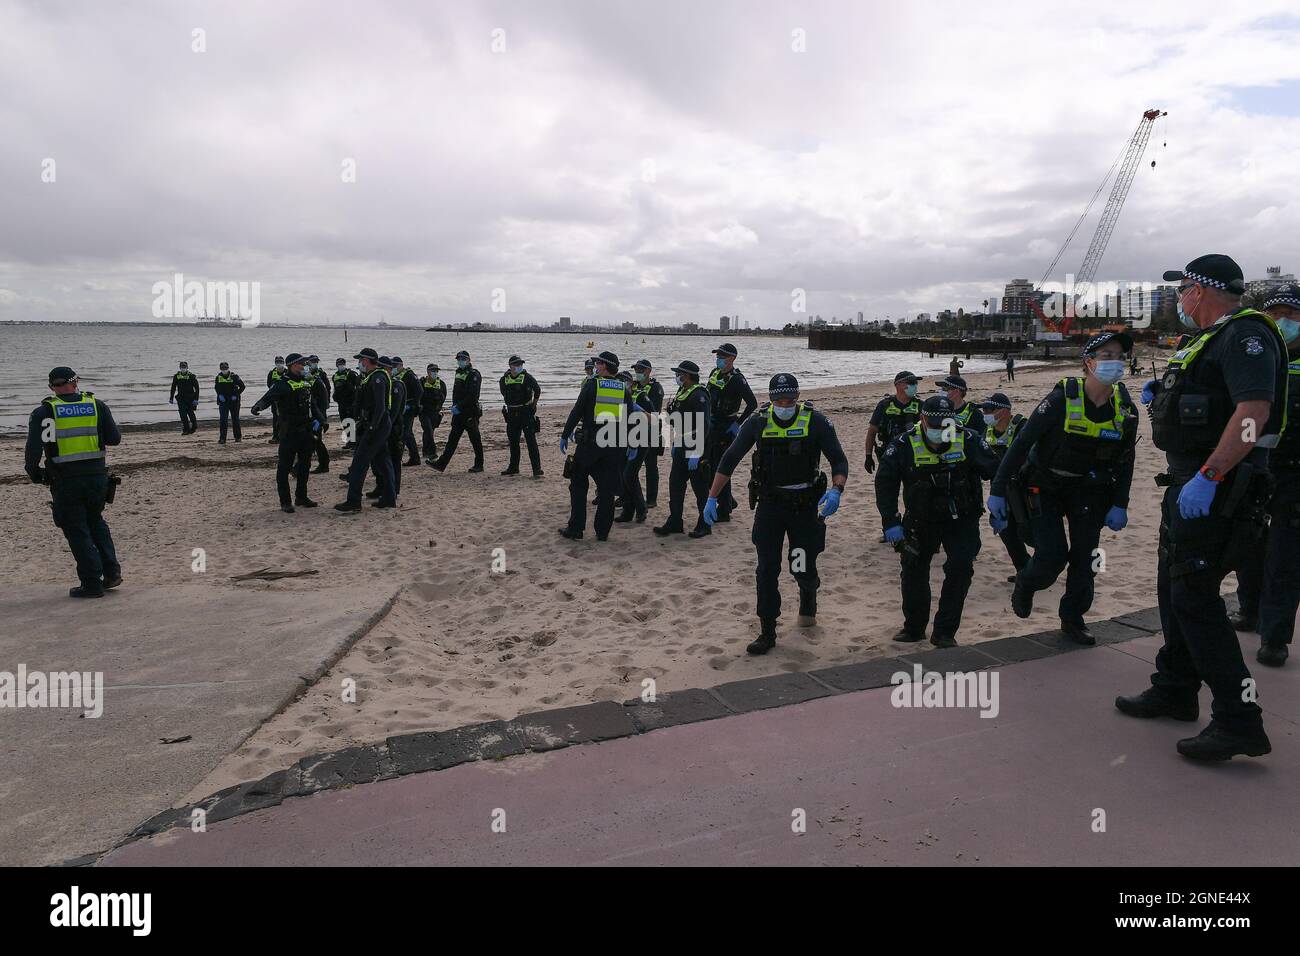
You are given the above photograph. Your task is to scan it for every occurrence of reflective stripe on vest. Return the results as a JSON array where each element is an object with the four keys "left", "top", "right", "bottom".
[
  {"left": 760, "top": 403, "right": 812, "bottom": 439},
  {"left": 45, "top": 395, "right": 104, "bottom": 464},
  {"left": 216, "top": 373, "right": 234, "bottom": 385},
  {"left": 954, "top": 404, "right": 974, "bottom": 426},
  {"left": 503, "top": 372, "right": 525, "bottom": 386},
  {"left": 907, "top": 424, "right": 967, "bottom": 467},
  {"left": 594, "top": 377, "right": 626, "bottom": 420},
  {"left": 1061, "top": 377, "right": 1126, "bottom": 441},
  {"left": 883, "top": 399, "right": 919, "bottom": 416}
]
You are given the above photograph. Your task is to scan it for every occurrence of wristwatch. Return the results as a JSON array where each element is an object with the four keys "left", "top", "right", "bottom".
[{"left": 1199, "top": 465, "right": 1225, "bottom": 482}]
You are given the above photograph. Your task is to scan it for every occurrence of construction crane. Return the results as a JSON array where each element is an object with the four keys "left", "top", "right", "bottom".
[{"left": 1031, "top": 108, "right": 1167, "bottom": 335}]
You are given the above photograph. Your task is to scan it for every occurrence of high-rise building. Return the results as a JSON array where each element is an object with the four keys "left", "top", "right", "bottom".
[
  {"left": 559, "top": 316, "right": 571, "bottom": 330},
  {"left": 1002, "top": 279, "right": 1034, "bottom": 315},
  {"left": 720, "top": 315, "right": 730, "bottom": 332},
  {"left": 1247, "top": 266, "right": 1295, "bottom": 299}
]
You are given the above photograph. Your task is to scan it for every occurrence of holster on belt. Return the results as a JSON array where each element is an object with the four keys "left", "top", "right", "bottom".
[
  {"left": 105, "top": 473, "right": 121, "bottom": 506},
  {"left": 759, "top": 472, "right": 826, "bottom": 510}
]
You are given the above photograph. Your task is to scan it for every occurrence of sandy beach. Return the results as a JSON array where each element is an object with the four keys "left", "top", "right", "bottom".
[{"left": 0, "top": 359, "right": 1173, "bottom": 802}]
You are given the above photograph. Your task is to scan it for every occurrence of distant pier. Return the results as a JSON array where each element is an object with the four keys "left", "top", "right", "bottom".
[{"left": 808, "top": 329, "right": 1027, "bottom": 358}]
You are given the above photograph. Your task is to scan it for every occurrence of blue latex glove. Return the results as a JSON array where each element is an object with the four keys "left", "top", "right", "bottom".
[
  {"left": 990, "top": 514, "right": 1008, "bottom": 534},
  {"left": 1104, "top": 506, "right": 1128, "bottom": 531},
  {"left": 687, "top": 456, "right": 700, "bottom": 472},
  {"left": 987, "top": 494, "right": 1008, "bottom": 522},
  {"left": 1178, "top": 473, "right": 1217, "bottom": 519},
  {"left": 1140, "top": 380, "right": 1159, "bottom": 404},
  {"left": 817, "top": 488, "right": 841, "bottom": 518},
  {"left": 168, "top": 398, "right": 174, "bottom": 404},
  {"left": 312, "top": 420, "right": 321, "bottom": 433},
  {"left": 559, "top": 436, "right": 569, "bottom": 455},
  {"left": 883, "top": 525, "right": 905, "bottom": 544},
  {"left": 726, "top": 421, "right": 740, "bottom": 437},
  {"left": 451, "top": 403, "right": 460, "bottom": 416},
  {"left": 192, "top": 400, "right": 199, "bottom": 409},
  {"left": 626, "top": 447, "right": 637, "bottom": 460},
  {"left": 703, "top": 497, "right": 719, "bottom": 525},
  {"left": 217, "top": 394, "right": 225, "bottom": 404}
]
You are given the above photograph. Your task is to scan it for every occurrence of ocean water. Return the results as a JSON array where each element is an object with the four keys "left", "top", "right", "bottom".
[{"left": 0, "top": 324, "right": 1026, "bottom": 432}]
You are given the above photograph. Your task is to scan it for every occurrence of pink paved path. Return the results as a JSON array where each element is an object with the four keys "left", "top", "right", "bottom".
[{"left": 103, "top": 632, "right": 1298, "bottom": 866}]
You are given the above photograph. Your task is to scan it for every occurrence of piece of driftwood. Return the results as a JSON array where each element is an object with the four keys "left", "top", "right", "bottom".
[{"left": 230, "top": 568, "right": 320, "bottom": 582}]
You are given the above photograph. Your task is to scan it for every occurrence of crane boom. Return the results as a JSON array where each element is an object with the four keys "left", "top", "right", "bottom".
[{"left": 1073, "top": 109, "right": 1165, "bottom": 300}]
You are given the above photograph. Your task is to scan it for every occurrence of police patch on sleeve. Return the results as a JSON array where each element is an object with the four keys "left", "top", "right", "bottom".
[
  {"left": 1037, "top": 399, "right": 1050, "bottom": 414},
  {"left": 884, "top": 444, "right": 895, "bottom": 456},
  {"left": 1242, "top": 336, "right": 1265, "bottom": 356}
]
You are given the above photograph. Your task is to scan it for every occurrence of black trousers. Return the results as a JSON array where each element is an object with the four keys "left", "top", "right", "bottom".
[
  {"left": 276, "top": 430, "right": 313, "bottom": 505},
  {"left": 177, "top": 400, "right": 197, "bottom": 432},
  {"left": 753, "top": 497, "right": 825, "bottom": 621},
  {"left": 705, "top": 429, "right": 738, "bottom": 515},
  {"left": 1235, "top": 469, "right": 1300, "bottom": 647},
  {"left": 1151, "top": 480, "right": 1263, "bottom": 732},
  {"left": 899, "top": 515, "right": 982, "bottom": 637},
  {"left": 270, "top": 403, "right": 280, "bottom": 441},
  {"left": 1017, "top": 486, "right": 1110, "bottom": 625},
  {"left": 1006, "top": 367, "right": 1015, "bottom": 381},
  {"left": 310, "top": 426, "right": 330, "bottom": 470},
  {"left": 419, "top": 410, "right": 441, "bottom": 460},
  {"left": 345, "top": 420, "right": 393, "bottom": 505},
  {"left": 436, "top": 412, "right": 483, "bottom": 467},
  {"left": 665, "top": 452, "right": 711, "bottom": 529},
  {"left": 218, "top": 399, "right": 242, "bottom": 441},
  {"left": 620, "top": 448, "right": 652, "bottom": 516},
  {"left": 336, "top": 400, "right": 354, "bottom": 444},
  {"left": 50, "top": 473, "right": 120, "bottom": 588},
  {"left": 401, "top": 409, "right": 418, "bottom": 461},
  {"left": 505, "top": 410, "right": 541, "bottom": 472},
  {"left": 998, "top": 523, "right": 1030, "bottom": 573},
  {"left": 567, "top": 445, "right": 623, "bottom": 538}
]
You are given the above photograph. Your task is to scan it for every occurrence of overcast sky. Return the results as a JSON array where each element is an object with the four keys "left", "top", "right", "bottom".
[{"left": 2, "top": 0, "right": 1298, "bottom": 326}]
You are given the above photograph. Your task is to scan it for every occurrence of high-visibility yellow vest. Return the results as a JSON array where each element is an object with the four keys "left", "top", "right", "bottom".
[
  {"left": 908, "top": 424, "right": 967, "bottom": 467},
  {"left": 43, "top": 394, "right": 104, "bottom": 464},
  {"left": 594, "top": 377, "right": 626, "bottom": 420},
  {"left": 1061, "top": 377, "right": 1127, "bottom": 441},
  {"left": 760, "top": 403, "right": 812, "bottom": 439}
]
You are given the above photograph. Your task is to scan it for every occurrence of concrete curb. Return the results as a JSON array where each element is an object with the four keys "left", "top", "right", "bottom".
[{"left": 90, "top": 608, "right": 1162, "bottom": 863}]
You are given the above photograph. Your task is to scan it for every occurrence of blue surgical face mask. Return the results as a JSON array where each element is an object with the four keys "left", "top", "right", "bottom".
[
  {"left": 1176, "top": 300, "right": 1198, "bottom": 330},
  {"left": 510, "top": 366, "right": 522, "bottom": 375},
  {"left": 904, "top": 384, "right": 918, "bottom": 398},
  {"left": 457, "top": 359, "right": 468, "bottom": 369},
  {"left": 675, "top": 375, "right": 685, "bottom": 386},
  {"left": 772, "top": 402, "right": 798, "bottom": 421},
  {"left": 635, "top": 371, "right": 647, "bottom": 382},
  {"left": 716, "top": 357, "right": 726, "bottom": 369},
  {"left": 1277, "top": 318, "right": 1300, "bottom": 344},
  {"left": 1092, "top": 360, "right": 1125, "bottom": 385},
  {"left": 924, "top": 426, "right": 948, "bottom": 444}
]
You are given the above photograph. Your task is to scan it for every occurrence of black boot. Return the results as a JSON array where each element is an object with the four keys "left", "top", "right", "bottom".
[
  {"left": 1114, "top": 688, "right": 1199, "bottom": 721},
  {"left": 613, "top": 511, "right": 635, "bottom": 523},
  {"left": 333, "top": 500, "right": 362, "bottom": 512},
  {"left": 558, "top": 526, "right": 583, "bottom": 540},
  {"left": 69, "top": 585, "right": 105, "bottom": 599},
  {"left": 468, "top": 463, "right": 484, "bottom": 473},
  {"left": 930, "top": 632, "right": 957, "bottom": 648},
  {"left": 653, "top": 521, "right": 684, "bottom": 536},
  {"left": 1228, "top": 610, "right": 1258, "bottom": 631},
  {"left": 1011, "top": 577, "right": 1034, "bottom": 618},
  {"left": 892, "top": 628, "right": 925, "bottom": 643},
  {"left": 1257, "top": 643, "right": 1288, "bottom": 667},
  {"left": 296, "top": 497, "right": 318, "bottom": 508},
  {"left": 1176, "top": 721, "right": 1271, "bottom": 761},
  {"left": 1061, "top": 620, "right": 1095, "bottom": 645},
  {"left": 501, "top": 467, "right": 520, "bottom": 476},
  {"left": 797, "top": 588, "right": 817, "bottom": 627},
  {"left": 687, "top": 522, "right": 712, "bottom": 539},
  {"left": 747, "top": 619, "right": 778, "bottom": 655}
]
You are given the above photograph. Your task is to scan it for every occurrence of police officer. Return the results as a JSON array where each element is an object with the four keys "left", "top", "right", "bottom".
[
  {"left": 935, "top": 374, "right": 986, "bottom": 433},
  {"left": 559, "top": 351, "right": 635, "bottom": 540},
  {"left": 250, "top": 353, "right": 325, "bottom": 513},
  {"left": 169, "top": 361, "right": 200, "bottom": 434},
  {"left": 334, "top": 347, "right": 395, "bottom": 512},
  {"left": 304, "top": 355, "right": 331, "bottom": 474},
  {"left": 389, "top": 356, "right": 420, "bottom": 466},
  {"left": 978, "top": 392, "right": 1029, "bottom": 581},
  {"left": 1227, "top": 283, "right": 1300, "bottom": 668},
  {"left": 876, "top": 396, "right": 999, "bottom": 647},
  {"left": 214, "top": 361, "right": 246, "bottom": 444},
  {"left": 432, "top": 350, "right": 485, "bottom": 473},
  {"left": 266, "top": 356, "right": 286, "bottom": 442},
  {"left": 500, "top": 354, "right": 543, "bottom": 477},
  {"left": 654, "top": 360, "right": 713, "bottom": 538},
  {"left": 704, "top": 343, "right": 758, "bottom": 524},
  {"left": 705, "top": 374, "right": 849, "bottom": 654},
  {"left": 25, "top": 367, "right": 123, "bottom": 597},
  {"left": 419, "top": 363, "right": 447, "bottom": 464},
  {"left": 988, "top": 334, "right": 1138, "bottom": 643},
  {"left": 332, "top": 358, "right": 359, "bottom": 447},
  {"left": 616, "top": 358, "right": 665, "bottom": 522},
  {"left": 1116, "top": 254, "right": 1287, "bottom": 761},
  {"left": 865, "top": 371, "right": 923, "bottom": 475},
  {"left": 366, "top": 356, "right": 406, "bottom": 506}
]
